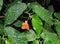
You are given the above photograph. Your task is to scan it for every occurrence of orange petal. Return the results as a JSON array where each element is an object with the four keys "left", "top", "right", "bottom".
[{"left": 21, "top": 20, "right": 30, "bottom": 30}]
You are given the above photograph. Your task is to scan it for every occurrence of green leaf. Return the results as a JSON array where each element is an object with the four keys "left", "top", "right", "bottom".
[
  {"left": 41, "top": 31, "right": 60, "bottom": 44},
  {"left": 4, "top": 39, "right": 11, "bottom": 44},
  {"left": 44, "top": 23, "right": 52, "bottom": 32},
  {"left": 55, "top": 21, "right": 60, "bottom": 39},
  {"left": 31, "top": 40, "right": 39, "bottom": 44},
  {"left": 13, "top": 20, "right": 23, "bottom": 27},
  {"left": 5, "top": 2, "right": 27, "bottom": 25},
  {"left": 4, "top": 27, "right": 28, "bottom": 44},
  {"left": 44, "top": 39, "right": 53, "bottom": 44},
  {"left": 48, "top": 5, "right": 54, "bottom": 15},
  {"left": 0, "top": 24, "right": 4, "bottom": 35},
  {"left": 32, "top": 14, "right": 43, "bottom": 38},
  {"left": 54, "top": 13, "right": 60, "bottom": 20},
  {"left": 30, "top": 2, "right": 53, "bottom": 24},
  {"left": 0, "top": 0, "right": 3, "bottom": 11},
  {"left": 44, "top": 5, "right": 54, "bottom": 31},
  {"left": 24, "top": 30, "right": 37, "bottom": 41}
]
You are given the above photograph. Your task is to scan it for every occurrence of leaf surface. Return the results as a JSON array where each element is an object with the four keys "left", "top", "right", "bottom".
[
  {"left": 32, "top": 14, "right": 43, "bottom": 38},
  {"left": 5, "top": 2, "right": 27, "bottom": 25},
  {"left": 41, "top": 31, "right": 60, "bottom": 44},
  {"left": 4, "top": 27, "right": 28, "bottom": 44}
]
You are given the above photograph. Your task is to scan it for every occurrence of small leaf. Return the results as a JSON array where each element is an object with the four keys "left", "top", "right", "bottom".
[
  {"left": 5, "top": 2, "right": 27, "bottom": 25},
  {"left": 13, "top": 20, "right": 23, "bottom": 27},
  {"left": 0, "top": 0, "right": 3, "bottom": 11},
  {"left": 55, "top": 21, "right": 60, "bottom": 39},
  {"left": 54, "top": 13, "right": 60, "bottom": 20},
  {"left": 32, "top": 14, "right": 43, "bottom": 38},
  {"left": 30, "top": 2, "right": 53, "bottom": 24},
  {"left": 4, "top": 27, "right": 28, "bottom": 44},
  {"left": 41, "top": 31, "right": 60, "bottom": 44},
  {"left": 31, "top": 40, "right": 39, "bottom": 44},
  {"left": 24, "top": 30, "right": 36, "bottom": 41},
  {"left": 48, "top": 5, "right": 54, "bottom": 15},
  {"left": 44, "top": 23, "right": 52, "bottom": 32}
]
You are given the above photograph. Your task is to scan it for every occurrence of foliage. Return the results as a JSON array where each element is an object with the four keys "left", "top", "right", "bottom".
[{"left": 0, "top": 0, "right": 60, "bottom": 44}]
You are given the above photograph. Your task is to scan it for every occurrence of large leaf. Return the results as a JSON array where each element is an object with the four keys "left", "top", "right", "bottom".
[
  {"left": 30, "top": 2, "right": 53, "bottom": 24},
  {"left": 5, "top": 2, "right": 27, "bottom": 25},
  {"left": 0, "top": 0, "right": 3, "bottom": 11},
  {"left": 0, "top": 24, "right": 4, "bottom": 35},
  {"left": 32, "top": 14, "right": 43, "bottom": 38},
  {"left": 31, "top": 40, "right": 39, "bottom": 44},
  {"left": 24, "top": 30, "right": 37, "bottom": 41},
  {"left": 4, "top": 27, "right": 28, "bottom": 44},
  {"left": 55, "top": 21, "right": 60, "bottom": 39},
  {"left": 54, "top": 13, "right": 60, "bottom": 20},
  {"left": 41, "top": 31, "right": 60, "bottom": 44}
]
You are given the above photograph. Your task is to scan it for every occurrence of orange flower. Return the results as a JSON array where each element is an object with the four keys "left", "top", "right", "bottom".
[{"left": 21, "top": 20, "right": 29, "bottom": 30}]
